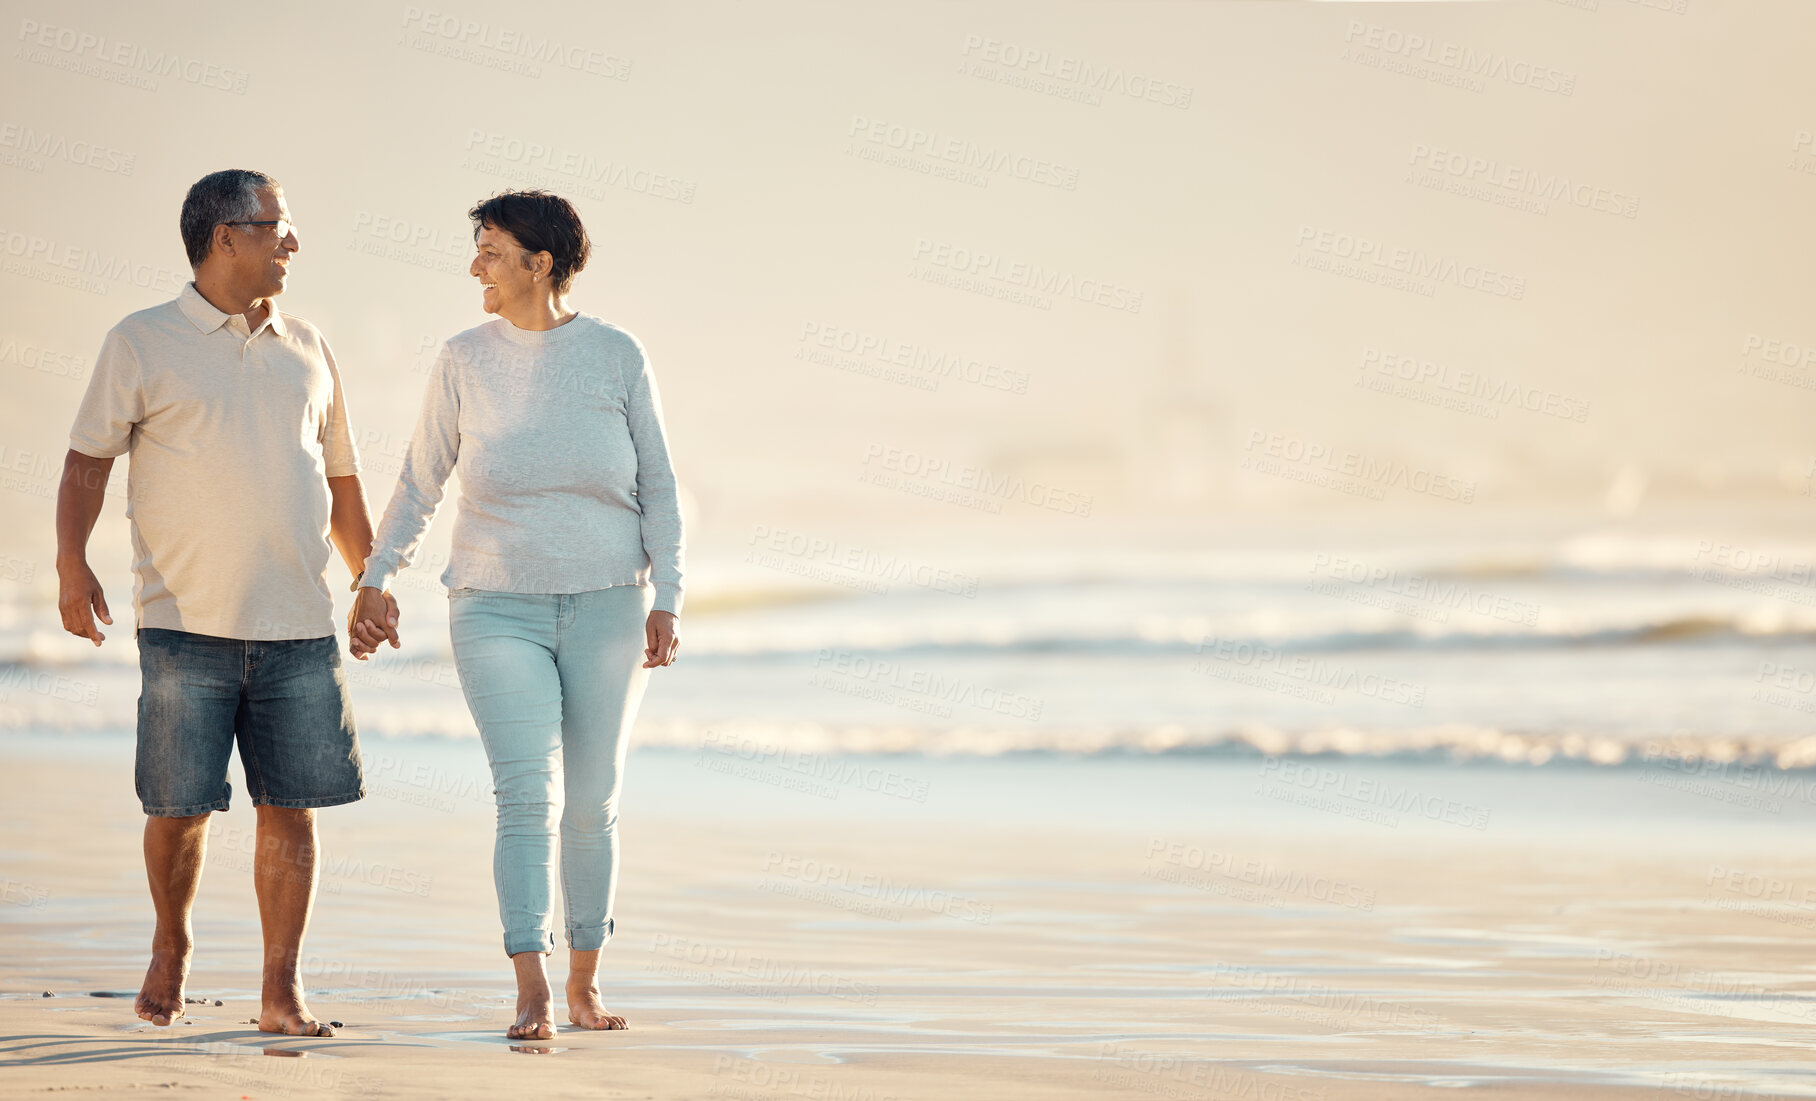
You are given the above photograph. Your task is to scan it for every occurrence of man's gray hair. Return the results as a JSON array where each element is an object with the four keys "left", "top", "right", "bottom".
[{"left": 179, "top": 169, "right": 279, "bottom": 268}]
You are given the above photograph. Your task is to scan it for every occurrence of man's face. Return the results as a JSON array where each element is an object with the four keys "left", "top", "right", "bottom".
[{"left": 228, "top": 187, "right": 299, "bottom": 298}]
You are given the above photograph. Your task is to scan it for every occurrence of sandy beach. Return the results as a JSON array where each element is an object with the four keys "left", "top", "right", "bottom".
[{"left": 6, "top": 734, "right": 1816, "bottom": 1098}]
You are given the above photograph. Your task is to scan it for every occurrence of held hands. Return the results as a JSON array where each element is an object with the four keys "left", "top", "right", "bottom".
[
  {"left": 57, "top": 559, "right": 112, "bottom": 646},
  {"left": 348, "top": 586, "right": 401, "bottom": 660},
  {"left": 644, "top": 610, "right": 679, "bottom": 668},
  {"left": 344, "top": 592, "right": 665, "bottom": 664}
]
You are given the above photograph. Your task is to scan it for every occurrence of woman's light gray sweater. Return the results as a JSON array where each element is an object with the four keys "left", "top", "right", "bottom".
[{"left": 362, "top": 313, "right": 685, "bottom": 614}]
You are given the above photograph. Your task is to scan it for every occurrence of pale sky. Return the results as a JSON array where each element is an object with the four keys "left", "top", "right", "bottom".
[{"left": 5, "top": 0, "right": 1814, "bottom": 575}]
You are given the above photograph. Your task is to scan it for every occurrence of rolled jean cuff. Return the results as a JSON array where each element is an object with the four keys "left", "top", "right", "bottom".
[
  {"left": 142, "top": 798, "right": 229, "bottom": 818},
  {"left": 504, "top": 930, "right": 555, "bottom": 957},
  {"left": 251, "top": 788, "right": 366, "bottom": 810},
  {"left": 567, "top": 917, "right": 614, "bottom": 953}
]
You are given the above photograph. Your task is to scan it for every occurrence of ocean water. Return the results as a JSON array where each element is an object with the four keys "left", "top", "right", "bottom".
[{"left": 5, "top": 528, "right": 1816, "bottom": 769}]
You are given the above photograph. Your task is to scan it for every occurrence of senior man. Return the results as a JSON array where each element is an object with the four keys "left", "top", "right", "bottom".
[{"left": 55, "top": 169, "right": 397, "bottom": 1037}]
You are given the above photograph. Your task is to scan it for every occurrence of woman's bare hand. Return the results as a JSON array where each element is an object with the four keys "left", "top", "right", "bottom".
[{"left": 644, "top": 610, "right": 678, "bottom": 668}]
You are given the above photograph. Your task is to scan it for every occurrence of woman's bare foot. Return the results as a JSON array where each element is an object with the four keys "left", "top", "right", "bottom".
[
  {"left": 258, "top": 983, "right": 335, "bottom": 1037},
  {"left": 135, "top": 941, "right": 191, "bottom": 1026},
  {"left": 566, "top": 975, "right": 627, "bottom": 1030},
  {"left": 508, "top": 951, "right": 555, "bottom": 1040}
]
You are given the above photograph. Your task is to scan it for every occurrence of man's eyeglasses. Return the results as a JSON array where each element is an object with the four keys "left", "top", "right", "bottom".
[{"left": 224, "top": 218, "right": 296, "bottom": 238}]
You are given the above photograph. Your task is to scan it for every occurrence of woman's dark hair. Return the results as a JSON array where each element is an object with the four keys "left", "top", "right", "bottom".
[{"left": 468, "top": 190, "right": 591, "bottom": 294}]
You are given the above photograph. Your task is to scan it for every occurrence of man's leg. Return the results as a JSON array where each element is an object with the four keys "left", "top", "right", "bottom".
[
  {"left": 136, "top": 811, "right": 210, "bottom": 1025},
  {"left": 252, "top": 805, "right": 331, "bottom": 1036},
  {"left": 236, "top": 635, "right": 366, "bottom": 1038},
  {"left": 134, "top": 628, "right": 240, "bottom": 1028}
]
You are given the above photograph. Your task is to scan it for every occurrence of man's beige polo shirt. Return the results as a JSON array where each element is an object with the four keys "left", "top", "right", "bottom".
[{"left": 69, "top": 281, "right": 362, "bottom": 640}]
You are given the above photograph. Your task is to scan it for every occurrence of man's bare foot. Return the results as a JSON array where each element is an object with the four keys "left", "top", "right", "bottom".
[
  {"left": 258, "top": 984, "right": 335, "bottom": 1037},
  {"left": 135, "top": 942, "right": 191, "bottom": 1026},
  {"left": 566, "top": 977, "right": 627, "bottom": 1030},
  {"left": 508, "top": 992, "right": 556, "bottom": 1040}
]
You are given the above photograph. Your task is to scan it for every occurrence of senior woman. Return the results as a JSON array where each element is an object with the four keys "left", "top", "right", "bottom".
[{"left": 349, "top": 189, "right": 683, "bottom": 1039}]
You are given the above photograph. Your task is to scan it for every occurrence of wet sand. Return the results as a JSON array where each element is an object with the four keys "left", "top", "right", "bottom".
[{"left": 5, "top": 736, "right": 1816, "bottom": 1098}]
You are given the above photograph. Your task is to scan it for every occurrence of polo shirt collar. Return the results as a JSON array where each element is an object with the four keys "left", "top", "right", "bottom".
[{"left": 177, "top": 281, "right": 288, "bottom": 338}]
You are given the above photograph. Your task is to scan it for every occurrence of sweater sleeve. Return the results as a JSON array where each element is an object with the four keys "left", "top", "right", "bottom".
[
  {"left": 362, "top": 343, "right": 461, "bottom": 592},
  {"left": 624, "top": 335, "right": 686, "bottom": 615}
]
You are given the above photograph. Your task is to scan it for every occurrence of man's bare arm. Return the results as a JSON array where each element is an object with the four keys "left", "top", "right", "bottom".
[
  {"left": 56, "top": 449, "right": 115, "bottom": 646},
  {"left": 327, "top": 474, "right": 375, "bottom": 579},
  {"left": 329, "top": 474, "right": 400, "bottom": 655}
]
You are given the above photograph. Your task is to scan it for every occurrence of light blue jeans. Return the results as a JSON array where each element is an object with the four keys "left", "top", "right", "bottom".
[{"left": 448, "top": 583, "right": 653, "bottom": 956}]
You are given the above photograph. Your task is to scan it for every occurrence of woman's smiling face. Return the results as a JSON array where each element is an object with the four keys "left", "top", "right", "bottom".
[{"left": 469, "top": 223, "right": 542, "bottom": 316}]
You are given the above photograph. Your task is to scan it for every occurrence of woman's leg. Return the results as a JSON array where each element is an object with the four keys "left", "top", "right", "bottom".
[
  {"left": 449, "top": 591, "right": 564, "bottom": 1038},
  {"left": 551, "top": 583, "right": 653, "bottom": 1029}
]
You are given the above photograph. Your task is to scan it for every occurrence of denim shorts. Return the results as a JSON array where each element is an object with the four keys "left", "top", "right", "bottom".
[{"left": 135, "top": 628, "right": 365, "bottom": 817}]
